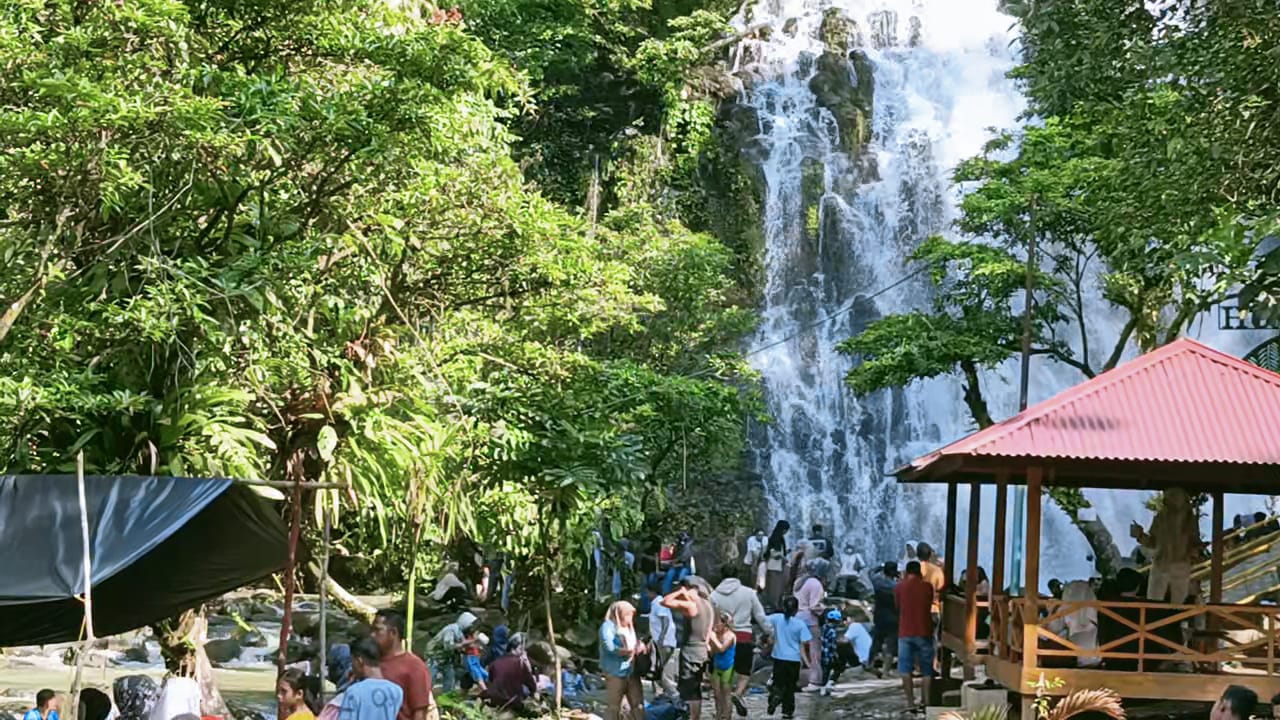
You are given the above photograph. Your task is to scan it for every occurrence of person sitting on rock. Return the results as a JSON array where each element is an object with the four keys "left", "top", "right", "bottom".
[{"left": 429, "top": 562, "right": 470, "bottom": 609}]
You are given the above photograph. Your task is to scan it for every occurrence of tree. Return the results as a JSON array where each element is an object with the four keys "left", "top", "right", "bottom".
[{"left": 0, "top": 0, "right": 761, "bottom": 686}]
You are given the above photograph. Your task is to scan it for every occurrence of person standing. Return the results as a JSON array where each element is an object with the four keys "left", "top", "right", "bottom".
[
  {"left": 662, "top": 577, "right": 715, "bottom": 720},
  {"left": 792, "top": 559, "right": 827, "bottom": 689},
  {"left": 914, "top": 543, "right": 946, "bottom": 618},
  {"left": 743, "top": 531, "right": 767, "bottom": 588},
  {"left": 808, "top": 525, "right": 834, "bottom": 561},
  {"left": 868, "top": 562, "right": 899, "bottom": 677},
  {"left": 277, "top": 669, "right": 317, "bottom": 720},
  {"left": 895, "top": 561, "right": 935, "bottom": 710},
  {"left": 708, "top": 610, "right": 738, "bottom": 720},
  {"left": 764, "top": 597, "right": 811, "bottom": 720},
  {"left": 374, "top": 610, "right": 436, "bottom": 720},
  {"left": 344, "top": 636, "right": 405, "bottom": 720},
  {"left": 23, "top": 690, "right": 59, "bottom": 720},
  {"left": 600, "top": 601, "right": 646, "bottom": 720},
  {"left": 763, "top": 521, "right": 791, "bottom": 610},
  {"left": 647, "top": 581, "right": 680, "bottom": 700},
  {"left": 1131, "top": 488, "right": 1201, "bottom": 601},
  {"left": 711, "top": 564, "right": 772, "bottom": 714}
]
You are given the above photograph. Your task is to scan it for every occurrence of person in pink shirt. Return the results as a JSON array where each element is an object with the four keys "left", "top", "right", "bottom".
[{"left": 792, "top": 558, "right": 828, "bottom": 688}]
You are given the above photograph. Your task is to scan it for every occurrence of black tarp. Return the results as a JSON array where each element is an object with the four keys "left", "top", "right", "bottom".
[{"left": 0, "top": 475, "right": 288, "bottom": 646}]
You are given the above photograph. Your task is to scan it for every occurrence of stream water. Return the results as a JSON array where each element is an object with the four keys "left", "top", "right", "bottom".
[{"left": 733, "top": 0, "right": 1271, "bottom": 585}]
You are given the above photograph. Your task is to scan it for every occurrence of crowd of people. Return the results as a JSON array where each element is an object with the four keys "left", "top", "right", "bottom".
[{"left": 588, "top": 520, "right": 962, "bottom": 720}]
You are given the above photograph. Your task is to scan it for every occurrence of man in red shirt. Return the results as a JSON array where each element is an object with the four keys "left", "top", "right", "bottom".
[
  {"left": 894, "top": 561, "right": 935, "bottom": 710},
  {"left": 374, "top": 610, "right": 438, "bottom": 720}
]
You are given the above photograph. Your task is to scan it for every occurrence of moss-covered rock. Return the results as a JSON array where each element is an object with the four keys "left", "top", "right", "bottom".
[
  {"left": 808, "top": 49, "right": 875, "bottom": 153},
  {"left": 819, "top": 9, "right": 861, "bottom": 55}
]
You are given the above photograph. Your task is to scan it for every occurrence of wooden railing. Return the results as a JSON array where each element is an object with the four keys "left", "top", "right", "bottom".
[{"left": 986, "top": 597, "right": 1280, "bottom": 675}]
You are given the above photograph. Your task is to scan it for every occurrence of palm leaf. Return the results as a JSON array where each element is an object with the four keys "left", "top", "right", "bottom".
[{"left": 1046, "top": 689, "right": 1125, "bottom": 720}]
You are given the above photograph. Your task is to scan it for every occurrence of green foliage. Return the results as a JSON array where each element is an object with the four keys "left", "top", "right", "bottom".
[{"left": 0, "top": 0, "right": 760, "bottom": 602}]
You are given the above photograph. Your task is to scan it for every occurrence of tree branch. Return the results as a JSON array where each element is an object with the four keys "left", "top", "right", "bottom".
[
  {"left": 1102, "top": 316, "right": 1137, "bottom": 371},
  {"left": 959, "top": 359, "right": 994, "bottom": 428}
]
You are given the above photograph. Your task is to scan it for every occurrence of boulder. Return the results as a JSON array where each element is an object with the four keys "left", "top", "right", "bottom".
[
  {"left": 204, "top": 638, "right": 242, "bottom": 666},
  {"left": 527, "top": 641, "right": 574, "bottom": 669},
  {"left": 120, "top": 645, "right": 151, "bottom": 664},
  {"left": 808, "top": 49, "right": 875, "bottom": 153},
  {"left": 819, "top": 9, "right": 860, "bottom": 55}
]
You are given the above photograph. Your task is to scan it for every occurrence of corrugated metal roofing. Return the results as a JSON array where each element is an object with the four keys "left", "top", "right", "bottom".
[{"left": 904, "top": 337, "right": 1280, "bottom": 473}]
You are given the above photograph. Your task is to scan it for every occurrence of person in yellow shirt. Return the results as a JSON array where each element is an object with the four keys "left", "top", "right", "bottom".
[{"left": 277, "top": 668, "right": 317, "bottom": 720}]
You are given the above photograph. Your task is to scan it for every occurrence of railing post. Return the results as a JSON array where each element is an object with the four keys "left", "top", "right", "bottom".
[{"left": 943, "top": 481, "right": 958, "bottom": 677}]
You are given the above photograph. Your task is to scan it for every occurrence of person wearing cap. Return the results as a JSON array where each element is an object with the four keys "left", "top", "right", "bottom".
[
  {"left": 868, "top": 562, "right": 899, "bottom": 677},
  {"left": 428, "top": 610, "right": 479, "bottom": 692},
  {"left": 818, "top": 610, "right": 867, "bottom": 696}
]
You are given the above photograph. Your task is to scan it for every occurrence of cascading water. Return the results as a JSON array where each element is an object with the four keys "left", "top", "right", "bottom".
[{"left": 732, "top": 0, "right": 1272, "bottom": 585}]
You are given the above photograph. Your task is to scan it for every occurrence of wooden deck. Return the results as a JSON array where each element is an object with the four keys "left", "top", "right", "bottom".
[{"left": 941, "top": 593, "right": 1280, "bottom": 706}]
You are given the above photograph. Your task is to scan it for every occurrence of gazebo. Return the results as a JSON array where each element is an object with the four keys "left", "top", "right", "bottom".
[{"left": 896, "top": 337, "right": 1280, "bottom": 714}]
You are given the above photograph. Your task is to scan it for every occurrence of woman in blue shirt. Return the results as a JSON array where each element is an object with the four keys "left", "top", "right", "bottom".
[
  {"left": 765, "top": 597, "right": 812, "bottom": 720},
  {"left": 600, "top": 600, "right": 646, "bottom": 720}
]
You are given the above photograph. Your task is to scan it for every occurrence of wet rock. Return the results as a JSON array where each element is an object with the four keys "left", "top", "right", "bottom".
[
  {"left": 121, "top": 645, "right": 150, "bottom": 664},
  {"left": 237, "top": 627, "right": 267, "bottom": 648},
  {"left": 204, "top": 638, "right": 242, "bottom": 666},
  {"left": 907, "top": 16, "right": 923, "bottom": 47},
  {"left": 866, "top": 9, "right": 898, "bottom": 49},
  {"left": 527, "top": 641, "right": 574, "bottom": 669},
  {"left": 782, "top": 17, "right": 799, "bottom": 36},
  {"left": 820, "top": 9, "right": 860, "bottom": 55},
  {"left": 808, "top": 49, "right": 875, "bottom": 153}
]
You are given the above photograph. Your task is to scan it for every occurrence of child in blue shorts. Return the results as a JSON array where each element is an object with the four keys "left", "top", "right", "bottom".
[{"left": 463, "top": 630, "right": 489, "bottom": 692}]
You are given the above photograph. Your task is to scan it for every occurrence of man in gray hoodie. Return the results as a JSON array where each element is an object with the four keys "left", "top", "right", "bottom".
[{"left": 711, "top": 563, "right": 773, "bottom": 715}]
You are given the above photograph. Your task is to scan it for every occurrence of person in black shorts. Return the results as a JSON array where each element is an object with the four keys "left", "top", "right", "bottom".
[{"left": 662, "top": 577, "right": 714, "bottom": 720}]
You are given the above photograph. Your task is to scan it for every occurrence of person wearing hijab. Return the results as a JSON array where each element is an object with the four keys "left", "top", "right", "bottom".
[
  {"left": 114, "top": 677, "right": 159, "bottom": 720},
  {"left": 600, "top": 601, "right": 645, "bottom": 720},
  {"left": 148, "top": 677, "right": 200, "bottom": 720},
  {"left": 763, "top": 521, "right": 791, "bottom": 611},
  {"left": 484, "top": 624, "right": 510, "bottom": 667},
  {"left": 792, "top": 558, "right": 828, "bottom": 688},
  {"left": 318, "top": 644, "right": 355, "bottom": 720},
  {"left": 483, "top": 633, "right": 538, "bottom": 714},
  {"left": 427, "top": 611, "right": 478, "bottom": 692}
]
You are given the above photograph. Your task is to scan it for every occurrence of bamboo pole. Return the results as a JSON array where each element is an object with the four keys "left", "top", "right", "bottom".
[
  {"left": 69, "top": 452, "right": 95, "bottom": 720},
  {"left": 318, "top": 505, "right": 331, "bottom": 706}
]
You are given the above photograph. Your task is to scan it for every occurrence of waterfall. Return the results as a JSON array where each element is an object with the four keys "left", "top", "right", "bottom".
[{"left": 732, "top": 0, "right": 1270, "bottom": 586}]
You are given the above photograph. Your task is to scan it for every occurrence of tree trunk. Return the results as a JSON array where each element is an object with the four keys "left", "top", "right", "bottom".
[
  {"left": 305, "top": 560, "right": 377, "bottom": 623},
  {"left": 154, "top": 607, "right": 229, "bottom": 717}
]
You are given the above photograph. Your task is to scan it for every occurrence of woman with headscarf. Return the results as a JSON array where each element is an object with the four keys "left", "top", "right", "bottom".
[
  {"left": 483, "top": 633, "right": 538, "bottom": 714},
  {"left": 318, "top": 643, "right": 355, "bottom": 720},
  {"left": 113, "top": 678, "right": 159, "bottom": 720},
  {"left": 484, "top": 624, "right": 510, "bottom": 667},
  {"left": 1131, "top": 488, "right": 1202, "bottom": 602},
  {"left": 600, "top": 601, "right": 645, "bottom": 720},
  {"left": 793, "top": 558, "right": 828, "bottom": 688},
  {"left": 898, "top": 540, "right": 920, "bottom": 574},
  {"left": 1045, "top": 580, "right": 1100, "bottom": 667}
]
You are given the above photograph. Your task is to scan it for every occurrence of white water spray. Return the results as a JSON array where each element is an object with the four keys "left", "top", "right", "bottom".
[{"left": 733, "top": 0, "right": 1269, "bottom": 586}]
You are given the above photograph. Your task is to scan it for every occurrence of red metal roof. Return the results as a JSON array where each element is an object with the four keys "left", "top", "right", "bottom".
[{"left": 901, "top": 337, "right": 1280, "bottom": 477}]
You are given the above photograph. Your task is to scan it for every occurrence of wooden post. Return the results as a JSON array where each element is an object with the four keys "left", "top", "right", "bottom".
[
  {"left": 944, "top": 482, "right": 959, "bottom": 586},
  {"left": 942, "top": 481, "right": 959, "bottom": 677},
  {"left": 992, "top": 474, "right": 1008, "bottom": 657},
  {"left": 1021, "top": 467, "right": 1043, "bottom": 678},
  {"left": 277, "top": 479, "right": 303, "bottom": 678},
  {"left": 992, "top": 474, "right": 1009, "bottom": 595},
  {"left": 1211, "top": 490, "right": 1225, "bottom": 603},
  {"left": 964, "top": 480, "right": 982, "bottom": 679},
  {"left": 1025, "top": 467, "right": 1042, "bottom": 599}
]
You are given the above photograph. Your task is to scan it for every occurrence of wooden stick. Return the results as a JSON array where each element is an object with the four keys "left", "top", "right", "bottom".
[
  {"left": 277, "top": 479, "right": 303, "bottom": 680},
  {"left": 69, "top": 452, "right": 94, "bottom": 720}
]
